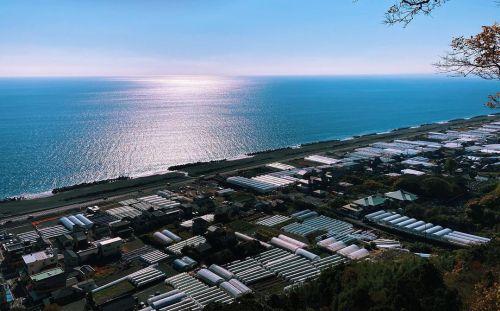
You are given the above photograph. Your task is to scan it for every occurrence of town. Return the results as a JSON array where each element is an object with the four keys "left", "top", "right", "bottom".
[{"left": 1, "top": 116, "right": 499, "bottom": 311}]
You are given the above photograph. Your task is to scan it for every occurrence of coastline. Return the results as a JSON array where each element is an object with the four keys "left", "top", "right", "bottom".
[
  {"left": 2, "top": 112, "right": 498, "bottom": 201},
  {"left": 1, "top": 113, "right": 499, "bottom": 220}
]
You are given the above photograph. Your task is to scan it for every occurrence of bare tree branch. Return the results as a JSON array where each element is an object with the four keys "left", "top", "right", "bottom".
[{"left": 384, "top": 0, "right": 449, "bottom": 26}]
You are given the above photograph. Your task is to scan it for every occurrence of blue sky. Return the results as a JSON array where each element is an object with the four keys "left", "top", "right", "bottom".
[{"left": 0, "top": 0, "right": 498, "bottom": 76}]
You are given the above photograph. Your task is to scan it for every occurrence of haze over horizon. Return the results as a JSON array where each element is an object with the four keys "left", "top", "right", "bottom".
[{"left": 1, "top": 0, "right": 498, "bottom": 77}]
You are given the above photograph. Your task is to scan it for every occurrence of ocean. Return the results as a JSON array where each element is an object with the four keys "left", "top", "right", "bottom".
[{"left": 0, "top": 75, "right": 497, "bottom": 199}]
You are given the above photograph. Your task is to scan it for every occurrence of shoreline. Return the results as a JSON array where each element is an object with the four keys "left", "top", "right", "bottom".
[
  {"left": 4, "top": 112, "right": 498, "bottom": 201},
  {"left": 1, "top": 113, "right": 499, "bottom": 220}
]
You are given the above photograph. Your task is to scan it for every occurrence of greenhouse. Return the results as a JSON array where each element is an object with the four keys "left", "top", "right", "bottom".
[
  {"left": 166, "top": 236, "right": 206, "bottom": 255},
  {"left": 365, "top": 210, "right": 491, "bottom": 247}
]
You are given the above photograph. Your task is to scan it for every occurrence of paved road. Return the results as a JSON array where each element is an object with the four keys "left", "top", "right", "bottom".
[{"left": 0, "top": 178, "right": 193, "bottom": 227}]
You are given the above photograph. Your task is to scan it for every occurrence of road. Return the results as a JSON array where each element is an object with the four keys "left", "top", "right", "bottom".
[{"left": 0, "top": 177, "right": 194, "bottom": 227}]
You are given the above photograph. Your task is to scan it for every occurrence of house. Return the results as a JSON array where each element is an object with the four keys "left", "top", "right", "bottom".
[
  {"left": 337, "top": 203, "right": 366, "bottom": 219},
  {"left": 216, "top": 188, "right": 235, "bottom": 196},
  {"left": 64, "top": 250, "right": 79, "bottom": 268},
  {"left": 95, "top": 237, "right": 123, "bottom": 257},
  {"left": 352, "top": 195, "right": 387, "bottom": 208},
  {"left": 312, "top": 190, "right": 327, "bottom": 198},
  {"left": 401, "top": 168, "right": 425, "bottom": 176},
  {"left": 109, "top": 220, "right": 133, "bottom": 238},
  {"left": 74, "top": 265, "right": 95, "bottom": 281},
  {"left": 339, "top": 195, "right": 387, "bottom": 219},
  {"left": 72, "top": 231, "right": 88, "bottom": 249},
  {"left": 1, "top": 239, "right": 34, "bottom": 266},
  {"left": 57, "top": 234, "right": 74, "bottom": 250},
  {"left": 22, "top": 248, "right": 58, "bottom": 275},
  {"left": 385, "top": 190, "right": 418, "bottom": 202},
  {"left": 29, "top": 267, "right": 66, "bottom": 295},
  {"left": 76, "top": 246, "right": 99, "bottom": 263}
]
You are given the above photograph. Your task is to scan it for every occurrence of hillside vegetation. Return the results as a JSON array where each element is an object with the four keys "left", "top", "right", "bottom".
[{"left": 205, "top": 240, "right": 499, "bottom": 311}]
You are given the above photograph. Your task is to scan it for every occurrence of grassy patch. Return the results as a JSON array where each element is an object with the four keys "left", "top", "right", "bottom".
[
  {"left": 93, "top": 280, "right": 135, "bottom": 305},
  {"left": 121, "top": 238, "right": 145, "bottom": 253},
  {"left": 157, "top": 262, "right": 179, "bottom": 278},
  {"left": 226, "top": 220, "right": 256, "bottom": 233},
  {"left": 228, "top": 191, "right": 256, "bottom": 203}
]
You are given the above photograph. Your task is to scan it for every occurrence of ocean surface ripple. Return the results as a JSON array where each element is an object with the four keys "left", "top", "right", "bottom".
[{"left": 0, "top": 75, "right": 496, "bottom": 198}]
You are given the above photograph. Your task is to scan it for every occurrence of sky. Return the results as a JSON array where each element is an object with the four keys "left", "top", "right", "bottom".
[{"left": 0, "top": 0, "right": 498, "bottom": 77}]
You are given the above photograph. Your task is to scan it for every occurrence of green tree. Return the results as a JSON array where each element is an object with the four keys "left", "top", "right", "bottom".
[
  {"left": 444, "top": 157, "right": 458, "bottom": 175},
  {"left": 421, "top": 177, "right": 453, "bottom": 199}
]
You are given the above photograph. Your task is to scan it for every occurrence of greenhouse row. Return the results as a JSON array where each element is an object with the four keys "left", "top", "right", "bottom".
[
  {"left": 157, "top": 189, "right": 176, "bottom": 198},
  {"left": 255, "top": 248, "right": 345, "bottom": 283},
  {"left": 226, "top": 176, "right": 276, "bottom": 193},
  {"left": 234, "top": 232, "right": 272, "bottom": 249},
  {"left": 173, "top": 256, "right": 198, "bottom": 271},
  {"left": 105, "top": 205, "right": 143, "bottom": 219},
  {"left": 129, "top": 266, "right": 166, "bottom": 288},
  {"left": 37, "top": 225, "right": 70, "bottom": 240},
  {"left": 282, "top": 215, "right": 353, "bottom": 238},
  {"left": 365, "top": 210, "right": 491, "bottom": 247},
  {"left": 305, "top": 154, "right": 341, "bottom": 165},
  {"left": 317, "top": 237, "right": 370, "bottom": 259},
  {"left": 252, "top": 174, "right": 297, "bottom": 187},
  {"left": 226, "top": 172, "right": 297, "bottom": 193},
  {"left": 258, "top": 249, "right": 321, "bottom": 283},
  {"left": 93, "top": 266, "right": 165, "bottom": 294},
  {"left": 166, "top": 236, "right": 206, "bottom": 255},
  {"left": 224, "top": 257, "right": 275, "bottom": 284},
  {"left": 313, "top": 254, "right": 347, "bottom": 270},
  {"left": 197, "top": 265, "right": 253, "bottom": 298},
  {"left": 129, "top": 201, "right": 156, "bottom": 211},
  {"left": 267, "top": 168, "right": 308, "bottom": 178},
  {"left": 121, "top": 245, "right": 156, "bottom": 263},
  {"left": 266, "top": 162, "right": 295, "bottom": 170},
  {"left": 17, "top": 230, "right": 40, "bottom": 243},
  {"left": 269, "top": 234, "right": 308, "bottom": 253},
  {"left": 163, "top": 272, "right": 233, "bottom": 309},
  {"left": 138, "top": 194, "right": 181, "bottom": 210},
  {"left": 139, "top": 249, "right": 170, "bottom": 265},
  {"left": 153, "top": 229, "right": 182, "bottom": 246},
  {"left": 59, "top": 213, "right": 94, "bottom": 231},
  {"left": 255, "top": 215, "right": 291, "bottom": 227},
  {"left": 119, "top": 198, "right": 140, "bottom": 206},
  {"left": 290, "top": 209, "right": 319, "bottom": 221},
  {"left": 140, "top": 290, "right": 197, "bottom": 311}
]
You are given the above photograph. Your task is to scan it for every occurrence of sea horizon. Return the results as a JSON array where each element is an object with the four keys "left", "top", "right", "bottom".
[
  {"left": 0, "top": 73, "right": 480, "bottom": 79},
  {"left": 1, "top": 75, "right": 498, "bottom": 199}
]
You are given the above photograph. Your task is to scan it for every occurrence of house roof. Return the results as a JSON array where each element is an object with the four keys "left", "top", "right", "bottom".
[
  {"left": 96, "top": 237, "right": 123, "bottom": 246},
  {"left": 385, "top": 190, "right": 418, "bottom": 201},
  {"left": 22, "top": 248, "right": 55, "bottom": 265},
  {"left": 353, "top": 195, "right": 386, "bottom": 207},
  {"left": 341, "top": 203, "right": 363, "bottom": 212},
  {"left": 30, "top": 267, "right": 64, "bottom": 282}
]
